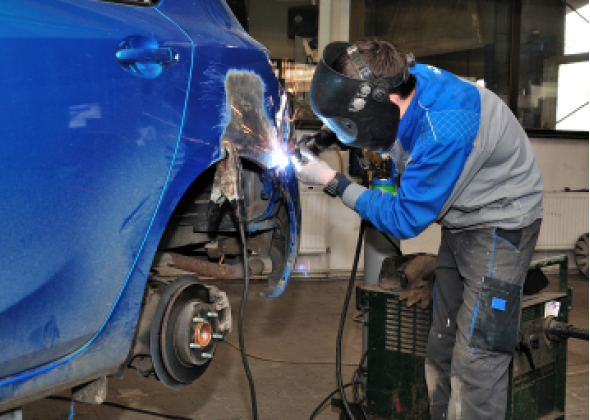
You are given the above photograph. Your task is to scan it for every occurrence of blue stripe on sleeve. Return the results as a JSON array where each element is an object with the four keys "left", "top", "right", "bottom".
[{"left": 354, "top": 132, "right": 474, "bottom": 239}]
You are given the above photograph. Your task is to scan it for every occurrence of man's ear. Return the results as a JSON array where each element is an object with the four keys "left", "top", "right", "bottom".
[{"left": 389, "top": 93, "right": 402, "bottom": 106}]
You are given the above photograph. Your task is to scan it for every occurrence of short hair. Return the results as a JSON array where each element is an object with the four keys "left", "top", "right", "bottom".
[{"left": 332, "top": 38, "right": 416, "bottom": 99}]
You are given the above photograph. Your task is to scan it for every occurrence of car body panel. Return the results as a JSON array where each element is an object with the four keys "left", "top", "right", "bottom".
[
  {"left": 0, "top": 0, "right": 300, "bottom": 407},
  {"left": 0, "top": 0, "right": 194, "bottom": 379}
]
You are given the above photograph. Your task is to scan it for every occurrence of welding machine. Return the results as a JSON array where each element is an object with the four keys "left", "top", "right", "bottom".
[{"left": 345, "top": 255, "right": 587, "bottom": 420}]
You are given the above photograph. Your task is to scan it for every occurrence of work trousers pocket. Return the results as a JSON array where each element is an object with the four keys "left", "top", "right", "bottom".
[{"left": 469, "top": 277, "right": 521, "bottom": 353}]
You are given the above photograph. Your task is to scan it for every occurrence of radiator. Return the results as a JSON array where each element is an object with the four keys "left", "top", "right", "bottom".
[
  {"left": 536, "top": 192, "right": 589, "bottom": 250},
  {"left": 299, "top": 188, "right": 329, "bottom": 254}
]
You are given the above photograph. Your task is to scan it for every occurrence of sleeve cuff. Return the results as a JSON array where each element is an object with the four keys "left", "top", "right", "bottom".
[
  {"left": 335, "top": 175, "right": 352, "bottom": 196},
  {"left": 341, "top": 183, "right": 368, "bottom": 210}
]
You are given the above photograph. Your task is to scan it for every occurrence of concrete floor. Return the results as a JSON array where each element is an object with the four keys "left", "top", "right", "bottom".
[{"left": 22, "top": 273, "right": 588, "bottom": 419}]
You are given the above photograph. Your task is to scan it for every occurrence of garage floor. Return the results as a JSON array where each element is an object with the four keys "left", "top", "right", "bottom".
[{"left": 23, "top": 273, "right": 588, "bottom": 420}]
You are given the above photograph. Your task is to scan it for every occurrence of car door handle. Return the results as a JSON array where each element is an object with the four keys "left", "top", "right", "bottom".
[{"left": 115, "top": 48, "right": 178, "bottom": 65}]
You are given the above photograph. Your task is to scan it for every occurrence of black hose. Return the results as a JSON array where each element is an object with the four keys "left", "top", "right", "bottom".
[
  {"left": 546, "top": 318, "right": 590, "bottom": 341},
  {"left": 238, "top": 220, "right": 258, "bottom": 420},
  {"left": 380, "top": 230, "right": 402, "bottom": 255},
  {"left": 351, "top": 351, "right": 369, "bottom": 420},
  {"left": 46, "top": 396, "right": 191, "bottom": 420},
  {"left": 568, "top": 327, "right": 590, "bottom": 341},
  {"left": 309, "top": 383, "right": 353, "bottom": 419},
  {"left": 336, "top": 220, "right": 366, "bottom": 420}
]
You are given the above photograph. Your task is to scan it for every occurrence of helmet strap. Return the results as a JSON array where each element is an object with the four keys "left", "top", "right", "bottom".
[
  {"left": 346, "top": 45, "right": 373, "bottom": 80},
  {"left": 346, "top": 45, "right": 416, "bottom": 90}
]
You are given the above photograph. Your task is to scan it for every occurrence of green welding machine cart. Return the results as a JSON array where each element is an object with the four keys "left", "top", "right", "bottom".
[{"left": 352, "top": 255, "right": 584, "bottom": 420}]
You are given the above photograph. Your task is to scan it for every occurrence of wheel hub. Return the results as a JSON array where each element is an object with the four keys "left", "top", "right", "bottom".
[{"left": 150, "top": 276, "right": 224, "bottom": 388}]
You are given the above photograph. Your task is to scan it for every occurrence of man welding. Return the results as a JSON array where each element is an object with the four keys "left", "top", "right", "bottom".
[{"left": 292, "top": 38, "right": 544, "bottom": 420}]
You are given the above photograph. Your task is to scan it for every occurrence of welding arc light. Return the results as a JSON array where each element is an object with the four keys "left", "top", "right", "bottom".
[{"left": 270, "top": 150, "right": 290, "bottom": 169}]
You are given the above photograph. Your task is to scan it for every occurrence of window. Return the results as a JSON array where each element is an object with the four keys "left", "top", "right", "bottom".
[
  {"left": 365, "top": 0, "right": 511, "bottom": 103},
  {"left": 246, "top": 0, "right": 588, "bottom": 135},
  {"left": 364, "top": 0, "right": 588, "bottom": 135},
  {"left": 517, "top": 1, "right": 588, "bottom": 131}
]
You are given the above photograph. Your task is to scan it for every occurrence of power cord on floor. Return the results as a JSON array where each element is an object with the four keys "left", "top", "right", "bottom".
[
  {"left": 309, "top": 351, "right": 369, "bottom": 419},
  {"left": 46, "top": 396, "right": 191, "bottom": 420},
  {"left": 68, "top": 396, "right": 74, "bottom": 420},
  {"left": 223, "top": 340, "right": 358, "bottom": 366},
  {"left": 309, "top": 383, "right": 353, "bottom": 419},
  {"left": 567, "top": 368, "right": 590, "bottom": 376},
  {"left": 350, "top": 351, "right": 369, "bottom": 420}
]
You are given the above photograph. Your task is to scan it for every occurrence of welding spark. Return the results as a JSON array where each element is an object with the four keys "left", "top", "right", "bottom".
[{"left": 230, "top": 105, "right": 242, "bottom": 117}]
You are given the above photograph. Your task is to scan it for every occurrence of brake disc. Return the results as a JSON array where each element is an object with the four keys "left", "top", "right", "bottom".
[{"left": 150, "top": 275, "right": 220, "bottom": 388}]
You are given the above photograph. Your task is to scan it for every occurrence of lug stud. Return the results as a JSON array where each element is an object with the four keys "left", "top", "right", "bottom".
[
  {"left": 207, "top": 312, "right": 218, "bottom": 318},
  {"left": 201, "top": 353, "right": 213, "bottom": 359},
  {"left": 193, "top": 317, "right": 205, "bottom": 323},
  {"left": 190, "top": 343, "right": 201, "bottom": 349},
  {"left": 212, "top": 334, "right": 224, "bottom": 339}
]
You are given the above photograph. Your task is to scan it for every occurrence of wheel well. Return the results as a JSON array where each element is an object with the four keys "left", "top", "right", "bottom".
[{"left": 122, "top": 159, "right": 291, "bottom": 385}]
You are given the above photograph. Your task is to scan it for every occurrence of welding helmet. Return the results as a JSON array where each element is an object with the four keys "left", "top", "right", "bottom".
[{"left": 310, "top": 42, "right": 415, "bottom": 153}]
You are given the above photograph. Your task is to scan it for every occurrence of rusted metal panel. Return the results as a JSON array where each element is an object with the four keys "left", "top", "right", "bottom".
[
  {"left": 165, "top": 253, "right": 244, "bottom": 279},
  {"left": 155, "top": 252, "right": 270, "bottom": 279}
]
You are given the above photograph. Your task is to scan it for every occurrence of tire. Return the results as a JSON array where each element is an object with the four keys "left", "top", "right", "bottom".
[{"left": 574, "top": 233, "right": 589, "bottom": 278}]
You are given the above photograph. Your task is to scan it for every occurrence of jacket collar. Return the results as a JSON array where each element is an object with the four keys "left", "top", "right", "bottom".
[
  {"left": 396, "top": 74, "right": 423, "bottom": 150},
  {"left": 397, "top": 64, "right": 447, "bottom": 151}
]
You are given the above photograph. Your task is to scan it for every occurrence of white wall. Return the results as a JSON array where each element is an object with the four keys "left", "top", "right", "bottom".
[
  {"left": 294, "top": 148, "right": 365, "bottom": 276},
  {"left": 530, "top": 138, "right": 589, "bottom": 191}
]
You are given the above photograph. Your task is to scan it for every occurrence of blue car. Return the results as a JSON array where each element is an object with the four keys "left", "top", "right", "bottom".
[{"left": 0, "top": 0, "right": 300, "bottom": 412}]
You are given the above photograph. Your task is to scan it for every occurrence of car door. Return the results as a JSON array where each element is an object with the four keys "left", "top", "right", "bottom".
[{"left": 0, "top": 0, "right": 192, "bottom": 378}]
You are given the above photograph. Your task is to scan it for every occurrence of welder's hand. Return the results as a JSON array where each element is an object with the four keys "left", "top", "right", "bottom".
[
  {"left": 297, "top": 126, "right": 344, "bottom": 154},
  {"left": 290, "top": 145, "right": 336, "bottom": 186}
]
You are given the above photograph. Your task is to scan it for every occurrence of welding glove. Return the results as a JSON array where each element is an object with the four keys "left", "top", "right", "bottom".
[
  {"left": 297, "top": 126, "right": 345, "bottom": 154},
  {"left": 290, "top": 145, "right": 336, "bottom": 186},
  {"left": 397, "top": 254, "right": 437, "bottom": 309}
]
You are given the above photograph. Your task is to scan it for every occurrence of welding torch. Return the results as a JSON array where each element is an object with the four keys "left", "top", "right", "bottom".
[{"left": 294, "top": 125, "right": 342, "bottom": 155}]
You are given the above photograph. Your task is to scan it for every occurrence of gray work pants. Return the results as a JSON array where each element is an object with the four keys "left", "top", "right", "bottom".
[{"left": 425, "top": 219, "right": 542, "bottom": 419}]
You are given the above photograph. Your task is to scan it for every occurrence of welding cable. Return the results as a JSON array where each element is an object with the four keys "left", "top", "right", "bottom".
[
  {"left": 223, "top": 340, "right": 358, "bottom": 366},
  {"left": 237, "top": 219, "right": 259, "bottom": 420},
  {"left": 309, "top": 383, "right": 353, "bottom": 420},
  {"left": 351, "top": 351, "right": 369, "bottom": 419},
  {"left": 567, "top": 368, "right": 590, "bottom": 376},
  {"left": 380, "top": 230, "right": 402, "bottom": 256},
  {"left": 309, "top": 350, "right": 367, "bottom": 419},
  {"left": 336, "top": 220, "right": 366, "bottom": 420},
  {"left": 46, "top": 396, "right": 192, "bottom": 420}
]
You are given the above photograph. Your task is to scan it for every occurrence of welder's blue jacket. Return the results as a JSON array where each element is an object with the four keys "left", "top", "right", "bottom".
[{"left": 338, "top": 64, "right": 544, "bottom": 239}]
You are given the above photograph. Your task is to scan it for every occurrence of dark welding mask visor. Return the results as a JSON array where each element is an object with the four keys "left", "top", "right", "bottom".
[{"left": 310, "top": 42, "right": 403, "bottom": 153}]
